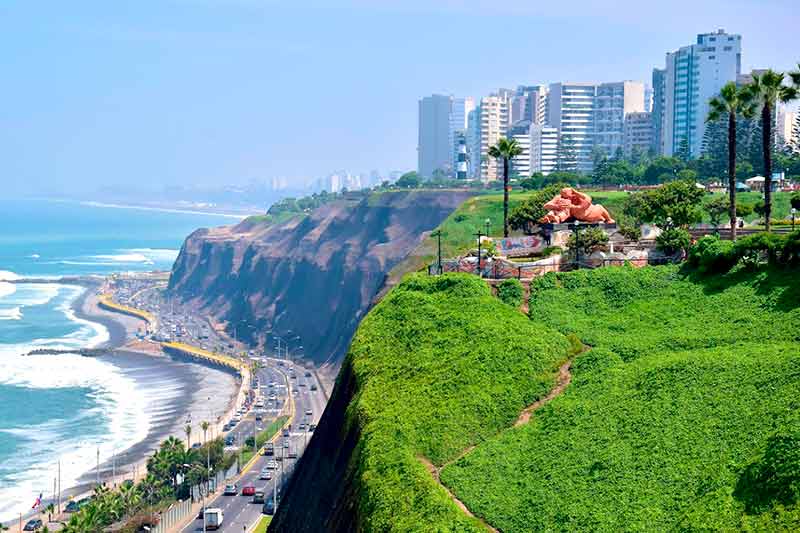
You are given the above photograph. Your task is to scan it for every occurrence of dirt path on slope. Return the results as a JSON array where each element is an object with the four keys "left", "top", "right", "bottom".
[
  {"left": 515, "top": 358, "right": 573, "bottom": 426},
  {"left": 419, "top": 356, "right": 575, "bottom": 531},
  {"left": 419, "top": 456, "right": 499, "bottom": 533}
]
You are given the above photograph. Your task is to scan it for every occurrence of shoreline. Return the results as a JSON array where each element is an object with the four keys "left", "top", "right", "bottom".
[{"left": 2, "top": 280, "right": 241, "bottom": 530}]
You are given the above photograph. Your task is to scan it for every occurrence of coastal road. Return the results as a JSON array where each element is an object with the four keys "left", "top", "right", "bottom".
[{"left": 181, "top": 359, "right": 326, "bottom": 532}]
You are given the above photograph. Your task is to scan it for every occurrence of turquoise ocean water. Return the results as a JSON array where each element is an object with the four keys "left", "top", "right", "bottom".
[{"left": 0, "top": 199, "right": 236, "bottom": 522}]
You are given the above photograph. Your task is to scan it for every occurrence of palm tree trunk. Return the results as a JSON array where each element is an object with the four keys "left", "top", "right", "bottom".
[
  {"left": 762, "top": 103, "right": 773, "bottom": 232},
  {"left": 503, "top": 157, "right": 510, "bottom": 237},
  {"left": 728, "top": 112, "right": 737, "bottom": 240}
]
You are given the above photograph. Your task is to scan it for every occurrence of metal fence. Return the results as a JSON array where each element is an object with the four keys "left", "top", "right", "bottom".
[{"left": 149, "top": 460, "right": 240, "bottom": 533}]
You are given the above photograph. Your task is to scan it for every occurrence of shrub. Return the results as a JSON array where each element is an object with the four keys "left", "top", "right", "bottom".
[
  {"left": 735, "top": 432, "right": 800, "bottom": 513},
  {"left": 687, "top": 235, "right": 737, "bottom": 274},
  {"left": 617, "top": 217, "right": 642, "bottom": 241},
  {"left": 734, "top": 233, "right": 784, "bottom": 266},
  {"left": 705, "top": 196, "right": 730, "bottom": 228},
  {"left": 497, "top": 279, "right": 524, "bottom": 308},
  {"left": 782, "top": 231, "right": 800, "bottom": 264},
  {"left": 736, "top": 203, "right": 754, "bottom": 218},
  {"left": 656, "top": 227, "right": 691, "bottom": 255}
]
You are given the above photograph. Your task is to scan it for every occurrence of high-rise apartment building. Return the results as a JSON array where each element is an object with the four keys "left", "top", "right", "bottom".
[
  {"left": 530, "top": 124, "right": 559, "bottom": 175},
  {"left": 594, "top": 81, "right": 646, "bottom": 156},
  {"left": 509, "top": 121, "right": 532, "bottom": 177},
  {"left": 776, "top": 105, "right": 797, "bottom": 149},
  {"left": 466, "top": 108, "right": 481, "bottom": 179},
  {"left": 418, "top": 94, "right": 475, "bottom": 179},
  {"left": 418, "top": 94, "right": 453, "bottom": 178},
  {"left": 663, "top": 29, "right": 742, "bottom": 157},
  {"left": 479, "top": 94, "right": 510, "bottom": 181},
  {"left": 651, "top": 68, "right": 666, "bottom": 155},
  {"left": 547, "top": 82, "right": 597, "bottom": 173},
  {"left": 623, "top": 112, "right": 653, "bottom": 156}
]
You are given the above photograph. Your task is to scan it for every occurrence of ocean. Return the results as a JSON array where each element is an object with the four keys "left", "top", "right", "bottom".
[{"left": 0, "top": 199, "right": 239, "bottom": 522}]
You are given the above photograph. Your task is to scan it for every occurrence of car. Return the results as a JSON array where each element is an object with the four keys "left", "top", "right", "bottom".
[
  {"left": 298, "top": 423, "right": 306, "bottom": 430},
  {"left": 310, "top": 384, "right": 318, "bottom": 391},
  {"left": 23, "top": 519, "right": 43, "bottom": 531},
  {"left": 304, "top": 371, "right": 312, "bottom": 377},
  {"left": 308, "top": 424, "right": 317, "bottom": 432},
  {"left": 259, "top": 467, "right": 273, "bottom": 480},
  {"left": 262, "top": 498, "right": 275, "bottom": 515},
  {"left": 223, "top": 483, "right": 238, "bottom": 496},
  {"left": 242, "top": 485, "right": 256, "bottom": 496},
  {"left": 282, "top": 428, "right": 290, "bottom": 437},
  {"left": 225, "top": 435, "right": 236, "bottom": 446},
  {"left": 305, "top": 409, "right": 313, "bottom": 417},
  {"left": 265, "top": 460, "right": 278, "bottom": 470},
  {"left": 298, "top": 382, "right": 306, "bottom": 387},
  {"left": 264, "top": 443, "right": 274, "bottom": 456},
  {"left": 255, "top": 412, "right": 263, "bottom": 421},
  {"left": 283, "top": 439, "right": 290, "bottom": 448},
  {"left": 288, "top": 449, "right": 298, "bottom": 459},
  {"left": 252, "top": 490, "right": 266, "bottom": 504},
  {"left": 191, "top": 442, "right": 202, "bottom": 449}
]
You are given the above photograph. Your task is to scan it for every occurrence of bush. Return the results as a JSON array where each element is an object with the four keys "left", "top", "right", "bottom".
[
  {"left": 790, "top": 192, "right": 800, "bottom": 211},
  {"left": 736, "top": 203, "right": 754, "bottom": 218},
  {"left": 735, "top": 432, "right": 800, "bottom": 513},
  {"left": 687, "top": 235, "right": 737, "bottom": 274},
  {"left": 656, "top": 227, "right": 691, "bottom": 255},
  {"left": 497, "top": 279, "right": 524, "bottom": 308},
  {"left": 734, "top": 233, "right": 784, "bottom": 266}
]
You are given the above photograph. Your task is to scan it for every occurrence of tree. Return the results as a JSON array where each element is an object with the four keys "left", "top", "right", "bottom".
[
  {"left": 508, "top": 183, "right": 567, "bottom": 234},
  {"left": 705, "top": 196, "right": 730, "bottom": 230},
  {"left": 675, "top": 136, "right": 691, "bottom": 162},
  {"left": 395, "top": 171, "right": 420, "bottom": 189},
  {"left": 567, "top": 227, "right": 609, "bottom": 261},
  {"left": 488, "top": 137, "right": 523, "bottom": 237},
  {"left": 640, "top": 180, "right": 706, "bottom": 228},
  {"left": 518, "top": 173, "right": 545, "bottom": 190},
  {"left": 791, "top": 192, "right": 800, "bottom": 211},
  {"left": 656, "top": 228, "right": 692, "bottom": 255},
  {"left": 742, "top": 70, "right": 799, "bottom": 231},
  {"left": 556, "top": 135, "right": 579, "bottom": 173},
  {"left": 184, "top": 424, "right": 192, "bottom": 450},
  {"left": 707, "top": 81, "right": 749, "bottom": 239}
]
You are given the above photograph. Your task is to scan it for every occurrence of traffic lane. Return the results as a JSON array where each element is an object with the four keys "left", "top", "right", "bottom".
[{"left": 182, "top": 363, "right": 291, "bottom": 532}]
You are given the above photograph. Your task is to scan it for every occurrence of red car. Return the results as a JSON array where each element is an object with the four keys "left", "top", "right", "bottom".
[{"left": 241, "top": 485, "right": 256, "bottom": 496}]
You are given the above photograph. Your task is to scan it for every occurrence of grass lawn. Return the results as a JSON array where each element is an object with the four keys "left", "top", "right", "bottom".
[
  {"left": 340, "top": 273, "right": 571, "bottom": 531},
  {"left": 253, "top": 515, "right": 271, "bottom": 532},
  {"left": 441, "top": 265, "right": 800, "bottom": 532},
  {"left": 238, "top": 416, "right": 289, "bottom": 466}
]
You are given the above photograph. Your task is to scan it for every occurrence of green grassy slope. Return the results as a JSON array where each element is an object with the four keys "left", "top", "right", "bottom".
[
  {"left": 342, "top": 273, "right": 570, "bottom": 531},
  {"left": 442, "top": 265, "right": 800, "bottom": 532}
]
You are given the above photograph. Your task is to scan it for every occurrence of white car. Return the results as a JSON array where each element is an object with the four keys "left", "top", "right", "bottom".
[
  {"left": 259, "top": 468, "right": 272, "bottom": 480},
  {"left": 305, "top": 409, "right": 313, "bottom": 417},
  {"left": 265, "top": 461, "right": 278, "bottom": 470}
]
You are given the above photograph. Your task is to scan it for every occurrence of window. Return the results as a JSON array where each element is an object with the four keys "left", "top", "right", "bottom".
[{"left": 709, "top": 55, "right": 715, "bottom": 60}]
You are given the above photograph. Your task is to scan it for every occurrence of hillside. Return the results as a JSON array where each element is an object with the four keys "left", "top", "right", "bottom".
[
  {"left": 268, "top": 274, "right": 572, "bottom": 532},
  {"left": 444, "top": 265, "right": 800, "bottom": 531},
  {"left": 271, "top": 263, "right": 800, "bottom": 532},
  {"left": 168, "top": 190, "right": 473, "bottom": 366}
]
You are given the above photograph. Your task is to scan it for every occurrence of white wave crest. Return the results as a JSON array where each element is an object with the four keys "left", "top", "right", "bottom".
[
  {"left": 0, "top": 306, "right": 22, "bottom": 321},
  {"left": 0, "top": 271, "right": 20, "bottom": 281},
  {"left": 0, "top": 282, "right": 16, "bottom": 300}
]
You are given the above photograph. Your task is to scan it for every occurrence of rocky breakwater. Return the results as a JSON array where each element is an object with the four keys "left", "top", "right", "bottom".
[{"left": 167, "top": 190, "right": 473, "bottom": 367}]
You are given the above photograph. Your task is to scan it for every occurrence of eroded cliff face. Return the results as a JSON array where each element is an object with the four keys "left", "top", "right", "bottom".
[{"left": 168, "top": 190, "right": 471, "bottom": 366}]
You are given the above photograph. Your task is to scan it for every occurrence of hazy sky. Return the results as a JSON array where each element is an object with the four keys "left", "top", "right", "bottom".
[{"left": 1, "top": 1, "right": 798, "bottom": 195}]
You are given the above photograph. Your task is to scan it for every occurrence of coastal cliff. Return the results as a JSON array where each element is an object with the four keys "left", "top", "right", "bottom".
[{"left": 167, "top": 190, "right": 472, "bottom": 366}]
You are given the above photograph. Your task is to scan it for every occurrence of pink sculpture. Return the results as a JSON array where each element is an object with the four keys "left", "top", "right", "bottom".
[{"left": 539, "top": 188, "right": 615, "bottom": 224}]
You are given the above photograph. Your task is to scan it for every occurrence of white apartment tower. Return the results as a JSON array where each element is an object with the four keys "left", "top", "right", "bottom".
[
  {"left": 450, "top": 97, "right": 475, "bottom": 175},
  {"left": 623, "top": 112, "right": 653, "bottom": 156},
  {"left": 530, "top": 124, "right": 559, "bottom": 175},
  {"left": 479, "top": 94, "right": 510, "bottom": 181},
  {"left": 547, "top": 82, "right": 597, "bottom": 173},
  {"left": 594, "top": 81, "right": 646, "bottom": 156},
  {"left": 663, "top": 29, "right": 742, "bottom": 157}
]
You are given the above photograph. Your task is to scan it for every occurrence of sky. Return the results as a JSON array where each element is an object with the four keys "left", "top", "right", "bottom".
[{"left": 1, "top": 0, "right": 798, "bottom": 196}]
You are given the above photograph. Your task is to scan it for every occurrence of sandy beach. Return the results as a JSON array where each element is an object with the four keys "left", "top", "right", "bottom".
[{"left": 3, "top": 282, "right": 241, "bottom": 531}]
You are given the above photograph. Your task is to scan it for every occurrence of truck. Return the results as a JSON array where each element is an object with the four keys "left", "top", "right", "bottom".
[{"left": 204, "top": 508, "right": 224, "bottom": 530}]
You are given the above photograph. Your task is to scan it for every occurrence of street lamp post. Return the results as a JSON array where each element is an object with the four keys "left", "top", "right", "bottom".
[
  {"left": 473, "top": 230, "right": 485, "bottom": 277},
  {"left": 431, "top": 230, "right": 443, "bottom": 275},
  {"left": 485, "top": 218, "right": 491, "bottom": 237}
]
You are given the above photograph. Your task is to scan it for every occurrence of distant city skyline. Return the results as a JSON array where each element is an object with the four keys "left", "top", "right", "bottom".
[{"left": 2, "top": 1, "right": 799, "bottom": 195}]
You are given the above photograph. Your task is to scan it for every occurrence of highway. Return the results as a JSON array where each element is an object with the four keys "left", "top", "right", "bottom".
[{"left": 181, "top": 358, "right": 327, "bottom": 532}]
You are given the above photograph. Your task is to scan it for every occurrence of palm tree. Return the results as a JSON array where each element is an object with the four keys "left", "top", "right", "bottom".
[
  {"left": 488, "top": 137, "right": 523, "bottom": 237},
  {"left": 707, "top": 82, "right": 749, "bottom": 239},
  {"left": 790, "top": 63, "right": 800, "bottom": 89},
  {"left": 184, "top": 424, "right": 192, "bottom": 450},
  {"left": 742, "top": 70, "right": 798, "bottom": 231},
  {"left": 45, "top": 502, "right": 55, "bottom": 523}
]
